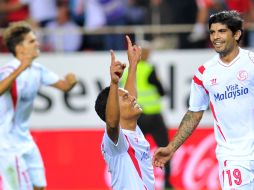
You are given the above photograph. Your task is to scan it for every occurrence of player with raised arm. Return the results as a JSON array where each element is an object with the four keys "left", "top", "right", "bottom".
[
  {"left": 0, "top": 21, "right": 77, "bottom": 190},
  {"left": 95, "top": 36, "right": 155, "bottom": 190}
]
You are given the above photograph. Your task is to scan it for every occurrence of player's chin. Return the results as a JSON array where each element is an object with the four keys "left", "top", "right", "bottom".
[
  {"left": 136, "top": 107, "right": 142, "bottom": 113},
  {"left": 35, "top": 49, "right": 40, "bottom": 56},
  {"left": 134, "top": 107, "right": 142, "bottom": 117}
]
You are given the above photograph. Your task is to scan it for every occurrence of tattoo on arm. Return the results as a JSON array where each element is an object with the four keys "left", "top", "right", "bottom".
[{"left": 172, "top": 110, "right": 203, "bottom": 151}]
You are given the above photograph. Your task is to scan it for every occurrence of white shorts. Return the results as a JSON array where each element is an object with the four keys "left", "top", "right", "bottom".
[
  {"left": 0, "top": 152, "right": 32, "bottom": 190},
  {"left": 218, "top": 159, "right": 254, "bottom": 190},
  {"left": 22, "top": 142, "right": 46, "bottom": 187}
]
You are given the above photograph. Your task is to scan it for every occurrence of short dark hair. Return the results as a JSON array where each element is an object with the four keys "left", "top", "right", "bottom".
[
  {"left": 3, "top": 21, "right": 32, "bottom": 56},
  {"left": 208, "top": 10, "right": 243, "bottom": 43},
  {"left": 95, "top": 86, "right": 110, "bottom": 122}
]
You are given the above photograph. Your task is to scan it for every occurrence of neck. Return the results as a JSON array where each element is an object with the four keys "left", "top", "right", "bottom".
[
  {"left": 120, "top": 119, "right": 137, "bottom": 131},
  {"left": 220, "top": 46, "right": 239, "bottom": 64}
]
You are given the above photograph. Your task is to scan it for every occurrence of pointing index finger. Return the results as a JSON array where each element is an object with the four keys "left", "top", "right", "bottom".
[
  {"left": 110, "top": 50, "right": 115, "bottom": 63},
  {"left": 126, "top": 35, "right": 132, "bottom": 49}
]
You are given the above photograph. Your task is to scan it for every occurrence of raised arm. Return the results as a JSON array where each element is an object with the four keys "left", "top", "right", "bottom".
[
  {"left": 124, "top": 35, "right": 141, "bottom": 98},
  {"left": 0, "top": 57, "right": 32, "bottom": 96},
  {"left": 153, "top": 110, "right": 204, "bottom": 168},
  {"left": 106, "top": 50, "right": 126, "bottom": 143}
]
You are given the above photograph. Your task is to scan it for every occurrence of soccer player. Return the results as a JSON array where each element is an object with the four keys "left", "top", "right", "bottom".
[
  {"left": 121, "top": 40, "right": 171, "bottom": 188},
  {"left": 0, "top": 21, "right": 77, "bottom": 190},
  {"left": 153, "top": 10, "right": 254, "bottom": 190},
  {"left": 95, "top": 36, "right": 155, "bottom": 189}
]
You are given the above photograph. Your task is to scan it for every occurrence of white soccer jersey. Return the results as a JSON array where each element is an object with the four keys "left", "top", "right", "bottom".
[
  {"left": 189, "top": 48, "right": 254, "bottom": 160},
  {"left": 0, "top": 58, "right": 59, "bottom": 153},
  {"left": 101, "top": 126, "right": 155, "bottom": 190},
  {"left": 0, "top": 93, "right": 14, "bottom": 151}
]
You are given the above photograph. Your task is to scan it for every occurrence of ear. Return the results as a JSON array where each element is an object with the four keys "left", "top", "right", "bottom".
[{"left": 234, "top": 30, "right": 242, "bottom": 41}]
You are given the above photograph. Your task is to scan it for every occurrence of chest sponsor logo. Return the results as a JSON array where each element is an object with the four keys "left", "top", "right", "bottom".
[
  {"left": 140, "top": 147, "right": 151, "bottom": 161},
  {"left": 214, "top": 84, "right": 248, "bottom": 101}
]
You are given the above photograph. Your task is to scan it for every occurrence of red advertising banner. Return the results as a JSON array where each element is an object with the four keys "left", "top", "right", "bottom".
[{"left": 31, "top": 127, "right": 220, "bottom": 190}]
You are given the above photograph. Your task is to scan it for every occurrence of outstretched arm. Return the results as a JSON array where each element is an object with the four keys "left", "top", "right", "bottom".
[
  {"left": 124, "top": 35, "right": 141, "bottom": 98},
  {"left": 153, "top": 110, "right": 204, "bottom": 168},
  {"left": 51, "top": 73, "right": 77, "bottom": 92},
  {"left": 106, "top": 50, "right": 126, "bottom": 143}
]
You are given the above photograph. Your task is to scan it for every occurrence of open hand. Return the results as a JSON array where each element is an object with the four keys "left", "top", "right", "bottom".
[
  {"left": 152, "top": 146, "right": 174, "bottom": 168},
  {"left": 65, "top": 73, "right": 77, "bottom": 86}
]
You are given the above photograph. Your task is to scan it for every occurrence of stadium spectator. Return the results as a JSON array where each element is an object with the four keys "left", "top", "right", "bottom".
[
  {"left": 43, "top": 0, "right": 82, "bottom": 52},
  {"left": 95, "top": 36, "right": 155, "bottom": 189},
  {"left": 98, "top": 0, "right": 127, "bottom": 50},
  {"left": 0, "top": 0, "right": 57, "bottom": 27},
  {"left": 2, "top": 0, "right": 29, "bottom": 23},
  {"left": 69, "top": 0, "right": 85, "bottom": 26},
  {"left": 0, "top": 21, "right": 77, "bottom": 190},
  {"left": 153, "top": 10, "right": 254, "bottom": 190},
  {"left": 83, "top": 0, "right": 106, "bottom": 50},
  {"left": 125, "top": 0, "right": 146, "bottom": 25},
  {"left": 188, "top": 0, "right": 226, "bottom": 43},
  {"left": 167, "top": 0, "right": 204, "bottom": 48},
  {"left": 224, "top": 0, "right": 254, "bottom": 47}
]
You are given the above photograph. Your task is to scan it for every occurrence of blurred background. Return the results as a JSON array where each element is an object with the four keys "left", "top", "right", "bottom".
[{"left": 0, "top": 0, "right": 254, "bottom": 189}]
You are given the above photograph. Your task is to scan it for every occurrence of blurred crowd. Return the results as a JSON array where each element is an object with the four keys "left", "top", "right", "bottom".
[{"left": 0, "top": 0, "right": 253, "bottom": 52}]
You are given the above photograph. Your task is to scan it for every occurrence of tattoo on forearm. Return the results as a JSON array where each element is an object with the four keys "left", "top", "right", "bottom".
[{"left": 172, "top": 111, "right": 203, "bottom": 150}]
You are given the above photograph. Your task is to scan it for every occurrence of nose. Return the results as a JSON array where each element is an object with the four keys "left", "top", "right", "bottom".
[
  {"left": 130, "top": 95, "right": 136, "bottom": 102},
  {"left": 212, "top": 32, "right": 220, "bottom": 40},
  {"left": 35, "top": 40, "right": 40, "bottom": 47}
]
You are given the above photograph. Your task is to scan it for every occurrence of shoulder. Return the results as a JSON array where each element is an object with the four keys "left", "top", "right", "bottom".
[
  {"left": 102, "top": 128, "right": 129, "bottom": 155},
  {"left": 245, "top": 49, "right": 254, "bottom": 64},
  {"left": 236, "top": 48, "right": 254, "bottom": 64},
  {"left": 31, "top": 62, "right": 48, "bottom": 71},
  {"left": 202, "top": 55, "right": 218, "bottom": 71},
  {"left": 31, "top": 61, "right": 42, "bottom": 67},
  {"left": 0, "top": 59, "right": 19, "bottom": 74},
  {"left": 195, "top": 55, "right": 217, "bottom": 77}
]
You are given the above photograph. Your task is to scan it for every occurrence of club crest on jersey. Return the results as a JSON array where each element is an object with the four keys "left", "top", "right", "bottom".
[
  {"left": 237, "top": 70, "right": 248, "bottom": 81},
  {"left": 210, "top": 78, "right": 217, "bottom": 86}
]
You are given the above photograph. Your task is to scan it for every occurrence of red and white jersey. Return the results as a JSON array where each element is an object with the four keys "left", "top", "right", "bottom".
[
  {"left": 0, "top": 58, "right": 59, "bottom": 153},
  {"left": 189, "top": 48, "right": 254, "bottom": 160},
  {"left": 101, "top": 126, "right": 155, "bottom": 190}
]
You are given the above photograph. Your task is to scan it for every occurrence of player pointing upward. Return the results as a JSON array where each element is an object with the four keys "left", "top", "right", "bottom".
[{"left": 95, "top": 36, "right": 155, "bottom": 190}]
